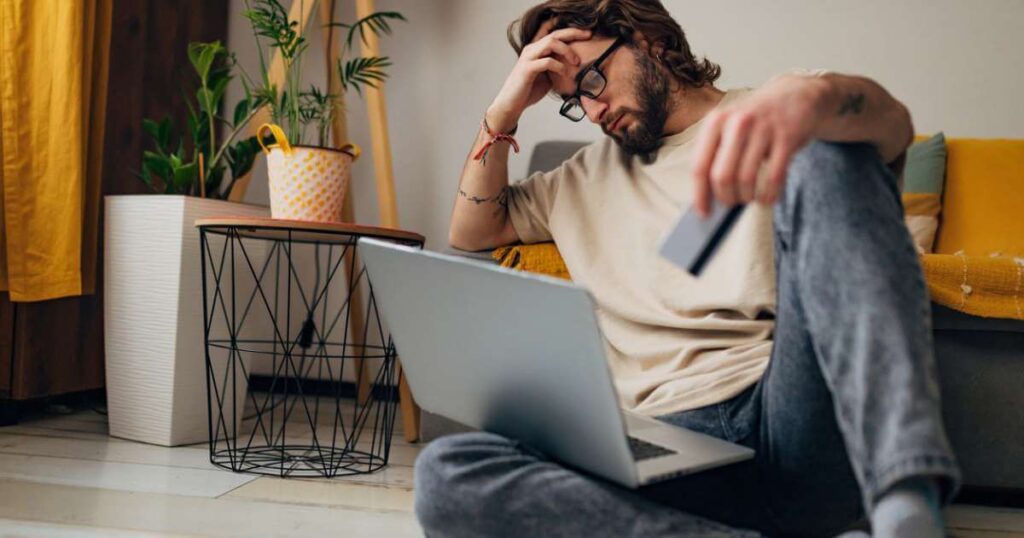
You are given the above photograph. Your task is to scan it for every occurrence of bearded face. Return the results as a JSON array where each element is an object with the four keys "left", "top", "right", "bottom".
[{"left": 607, "top": 47, "right": 672, "bottom": 157}]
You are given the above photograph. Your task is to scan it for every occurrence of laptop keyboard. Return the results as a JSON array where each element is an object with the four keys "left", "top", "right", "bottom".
[{"left": 627, "top": 436, "right": 676, "bottom": 461}]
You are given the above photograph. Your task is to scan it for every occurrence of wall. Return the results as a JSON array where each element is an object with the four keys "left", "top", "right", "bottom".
[{"left": 227, "top": 0, "right": 1024, "bottom": 250}]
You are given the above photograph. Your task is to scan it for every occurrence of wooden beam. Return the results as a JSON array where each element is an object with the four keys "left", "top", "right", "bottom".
[
  {"left": 355, "top": 0, "right": 399, "bottom": 228},
  {"left": 319, "top": 0, "right": 349, "bottom": 146},
  {"left": 355, "top": 0, "right": 419, "bottom": 440},
  {"left": 319, "top": 0, "right": 374, "bottom": 406}
]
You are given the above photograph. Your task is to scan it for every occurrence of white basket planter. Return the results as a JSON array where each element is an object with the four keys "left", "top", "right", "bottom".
[
  {"left": 259, "top": 122, "right": 360, "bottom": 223},
  {"left": 104, "top": 195, "right": 270, "bottom": 446}
]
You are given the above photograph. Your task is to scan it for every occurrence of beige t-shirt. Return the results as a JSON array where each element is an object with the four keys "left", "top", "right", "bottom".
[{"left": 508, "top": 88, "right": 778, "bottom": 417}]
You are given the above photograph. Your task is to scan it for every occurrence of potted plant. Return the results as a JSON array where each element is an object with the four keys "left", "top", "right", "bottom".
[
  {"left": 103, "top": 1, "right": 404, "bottom": 446},
  {"left": 244, "top": 0, "right": 403, "bottom": 222},
  {"left": 104, "top": 40, "right": 274, "bottom": 447}
]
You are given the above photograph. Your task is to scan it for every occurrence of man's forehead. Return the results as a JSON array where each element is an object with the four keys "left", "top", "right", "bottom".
[{"left": 529, "top": 22, "right": 613, "bottom": 98}]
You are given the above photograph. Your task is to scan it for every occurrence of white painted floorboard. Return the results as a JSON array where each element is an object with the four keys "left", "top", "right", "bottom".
[
  {"left": 0, "top": 432, "right": 213, "bottom": 470},
  {"left": 0, "top": 518, "right": 187, "bottom": 538},
  {"left": 0, "top": 479, "right": 422, "bottom": 538},
  {"left": 0, "top": 452, "right": 258, "bottom": 498}
]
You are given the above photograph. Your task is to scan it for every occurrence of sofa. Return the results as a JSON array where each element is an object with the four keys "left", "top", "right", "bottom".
[
  {"left": 915, "top": 137, "right": 1024, "bottom": 499},
  {"left": 424, "top": 137, "right": 1024, "bottom": 501}
]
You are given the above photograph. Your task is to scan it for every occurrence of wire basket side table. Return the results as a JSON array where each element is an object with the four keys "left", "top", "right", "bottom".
[{"left": 195, "top": 217, "right": 424, "bottom": 478}]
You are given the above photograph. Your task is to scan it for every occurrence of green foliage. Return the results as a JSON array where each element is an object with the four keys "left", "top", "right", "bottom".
[
  {"left": 243, "top": 0, "right": 307, "bottom": 61},
  {"left": 298, "top": 86, "right": 334, "bottom": 147},
  {"left": 137, "top": 1, "right": 405, "bottom": 197},
  {"left": 329, "top": 11, "right": 406, "bottom": 50},
  {"left": 328, "top": 12, "right": 404, "bottom": 102},
  {"left": 137, "top": 41, "right": 268, "bottom": 198},
  {"left": 338, "top": 56, "right": 392, "bottom": 96},
  {"left": 243, "top": 0, "right": 307, "bottom": 142},
  {"left": 187, "top": 41, "right": 222, "bottom": 82},
  {"left": 246, "top": 0, "right": 406, "bottom": 144},
  {"left": 227, "top": 136, "right": 263, "bottom": 180}
]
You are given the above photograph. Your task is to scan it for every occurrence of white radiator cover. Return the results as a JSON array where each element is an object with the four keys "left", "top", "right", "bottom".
[{"left": 103, "top": 195, "right": 270, "bottom": 446}]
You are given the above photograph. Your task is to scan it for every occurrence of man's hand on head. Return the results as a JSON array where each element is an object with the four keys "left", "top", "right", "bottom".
[
  {"left": 689, "top": 74, "right": 831, "bottom": 217},
  {"left": 488, "top": 27, "right": 592, "bottom": 132}
]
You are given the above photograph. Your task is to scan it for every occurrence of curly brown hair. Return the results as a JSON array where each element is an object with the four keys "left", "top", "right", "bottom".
[{"left": 508, "top": 0, "right": 721, "bottom": 88}]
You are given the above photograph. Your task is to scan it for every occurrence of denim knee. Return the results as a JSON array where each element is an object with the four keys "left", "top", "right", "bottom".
[
  {"left": 790, "top": 139, "right": 887, "bottom": 182},
  {"left": 774, "top": 140, "right": 900, "bottom": 246}
]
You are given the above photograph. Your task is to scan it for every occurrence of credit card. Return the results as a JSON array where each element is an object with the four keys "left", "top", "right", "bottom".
[{"left": 658, "top": 202, "right": 746, "bottom": 276}]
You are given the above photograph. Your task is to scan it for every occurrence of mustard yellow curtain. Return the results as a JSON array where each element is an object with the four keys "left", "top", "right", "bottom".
[{"left": 0, "top": 0, "right": 111, "bottom": 302}]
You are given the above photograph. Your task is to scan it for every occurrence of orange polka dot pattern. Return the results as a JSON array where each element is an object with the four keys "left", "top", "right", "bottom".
[{"left": 267, "top": 147, "right": 354, "bottom": 223}]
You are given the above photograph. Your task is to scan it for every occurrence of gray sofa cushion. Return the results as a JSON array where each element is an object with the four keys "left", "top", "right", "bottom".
[
  {"left": 934, "top": 325, "right": 1024, "bottom": 489},
  {"left": 933, "top": 303, "right": 1024, "bottom": 333},
  {"left": 528, "top": 141, "right": 589, "bottom": 175}
]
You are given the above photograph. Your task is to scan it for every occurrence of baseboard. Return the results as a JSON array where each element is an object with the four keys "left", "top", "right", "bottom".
[
  {"left": 955, "top": 486, "right": 1024, "bottom": 508},
  {"left": 248, "top": 375, "right": 400, "bottom": 402}
]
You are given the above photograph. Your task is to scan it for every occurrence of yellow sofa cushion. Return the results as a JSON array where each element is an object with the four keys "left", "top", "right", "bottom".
[{"left": 935, "top": 138, "right": 1024, "bottom": 256}]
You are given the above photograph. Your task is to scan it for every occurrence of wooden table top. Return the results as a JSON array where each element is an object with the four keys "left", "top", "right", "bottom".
[{"left": 194, "top": 217, "right": 425, "bottom": 246}]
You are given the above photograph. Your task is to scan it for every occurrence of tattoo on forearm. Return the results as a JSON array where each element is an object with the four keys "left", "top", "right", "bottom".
[
  {"left": 459, "top": 186, "right": 510, "bottom": 217},
  {"left": 837, "top": 93, "right": 866, "bottom": 116}
]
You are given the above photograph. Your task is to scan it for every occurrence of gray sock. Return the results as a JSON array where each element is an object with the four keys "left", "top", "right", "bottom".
[{"left": 870, "top": 477, "right": 945, "bottom": 538}]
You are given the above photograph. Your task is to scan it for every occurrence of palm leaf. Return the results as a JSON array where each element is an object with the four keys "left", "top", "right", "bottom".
[
  {"left": 243, "top": 0, "right": 305, "bottom": 60},
  {"left": 327, "top": 12, "right": 406, "bottom": 49},
  {"left": 338, "top": 56, "right": 392, "bottom": 95}
]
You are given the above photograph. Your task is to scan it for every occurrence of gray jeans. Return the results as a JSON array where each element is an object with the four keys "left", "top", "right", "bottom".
[{"left": 413, "top": 141, "right": 961, "bottom": 537}]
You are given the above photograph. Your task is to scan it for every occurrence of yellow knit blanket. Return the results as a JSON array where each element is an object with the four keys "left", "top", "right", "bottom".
[
  {"left": 493, "top": 243, "right": 1024, "bottom": 320},
  {"left": 921, "top": 253, "right": 1024, "bottom": 320},
  {"left": 493, "top": 243, "right": 571, "bottom": 280}
]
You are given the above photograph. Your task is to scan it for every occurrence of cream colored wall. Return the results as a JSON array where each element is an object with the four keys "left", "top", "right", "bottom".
[{"left": 228, "top": 0, "right": 1024, "bottom": 249}]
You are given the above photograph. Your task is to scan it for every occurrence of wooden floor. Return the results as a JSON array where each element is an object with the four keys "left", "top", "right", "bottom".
[{"left": 0, "top": 400, "right": 1021, "bottom": 537}]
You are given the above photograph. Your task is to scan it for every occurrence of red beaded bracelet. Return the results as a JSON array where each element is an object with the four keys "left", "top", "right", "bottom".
[{"left": 473, "top": 116, "right": 520, "bottom": 165}]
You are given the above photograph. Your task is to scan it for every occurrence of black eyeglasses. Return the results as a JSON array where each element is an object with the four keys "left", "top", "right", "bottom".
[{"left": 559, "top": 37, "right": 624, "bottom": 122}]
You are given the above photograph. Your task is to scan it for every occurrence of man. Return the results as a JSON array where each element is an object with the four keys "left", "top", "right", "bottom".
[{"left": 417, "top": 1, "right": 960, "bottom": 536}]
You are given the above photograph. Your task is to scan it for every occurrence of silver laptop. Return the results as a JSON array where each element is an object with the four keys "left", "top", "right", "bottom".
[{"left": 358, "top": 238, "right": 754, "bottom": 488}]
